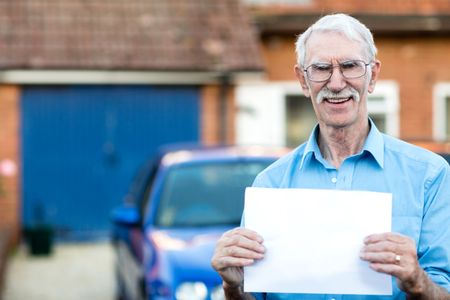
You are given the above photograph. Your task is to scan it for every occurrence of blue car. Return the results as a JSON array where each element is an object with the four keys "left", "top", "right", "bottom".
[
  {"left": 111, "top": 145, "right": 287, "bottom": 300},
  {"left": 439, "top": 153, "right": 450, "bottom": 164}
]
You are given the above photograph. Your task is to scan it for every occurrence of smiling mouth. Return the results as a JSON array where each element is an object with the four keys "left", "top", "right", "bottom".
[{"left": 325, "top": 96, "right": 352, "bottom": 104}]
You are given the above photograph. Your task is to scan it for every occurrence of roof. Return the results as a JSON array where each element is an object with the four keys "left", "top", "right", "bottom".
[
  {"left": 0, "top": 1, "right": 263, "bottom": 72},
  {"left": 245, "top": 0, "right": 450, "bottom": 34}
]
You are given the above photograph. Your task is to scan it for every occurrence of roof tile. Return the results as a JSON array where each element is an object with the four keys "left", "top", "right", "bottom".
[{"left": 0, "top": 0, "right": 263, "bottom": 71}]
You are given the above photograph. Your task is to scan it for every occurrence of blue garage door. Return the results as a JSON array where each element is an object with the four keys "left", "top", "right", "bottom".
[{"left": 21, "top": 85, "right": 199, "bottom": 240}]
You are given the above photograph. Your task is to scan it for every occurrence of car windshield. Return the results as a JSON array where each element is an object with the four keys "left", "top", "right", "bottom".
[{"left": 155, "top": 160, "right": 271, "bottom": 227}]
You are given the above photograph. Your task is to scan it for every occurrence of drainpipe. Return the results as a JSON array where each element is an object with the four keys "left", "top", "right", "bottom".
[{"left": 218, "top": 73, "right": 231, "bottom": 144}]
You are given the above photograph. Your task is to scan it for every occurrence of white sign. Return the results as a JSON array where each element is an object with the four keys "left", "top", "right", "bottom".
[{"left": 244, "top": 187, "right": 392, "bottom": 295}]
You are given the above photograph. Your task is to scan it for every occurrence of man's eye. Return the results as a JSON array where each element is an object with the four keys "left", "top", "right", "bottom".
[
  {"left": 312, "top": 64, "right": 331, "bottom": 71},
  {"left": 341, "top": 61, "right": 359, "bottom": 69}
]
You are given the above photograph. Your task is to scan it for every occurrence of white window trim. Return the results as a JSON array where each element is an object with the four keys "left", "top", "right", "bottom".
[
  {"left": 433, "top": 83, "right": 450, "bottom": 141},
  {"left": 368, "top": 80, "right": 400, "bottom": 137},
  {"left": 235, "top": 80, "right": 400, "bottom": 146},
  {"left": 280, "top": 80, "right": 400, "bottom": 137}
]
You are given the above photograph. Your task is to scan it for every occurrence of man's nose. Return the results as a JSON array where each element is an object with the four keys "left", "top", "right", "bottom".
[{"left": 326, "top": 67, "right": 346, "bottom": 92}]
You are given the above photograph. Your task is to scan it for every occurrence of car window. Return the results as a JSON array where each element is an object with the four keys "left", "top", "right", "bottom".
[
  {"left": 439, "top": 153, "right": 450, "bottom": 165},
  {"left": 138, "top": 161, "right": 160, "bottom": 223},
  {"left": 125, "top": 160, "right": 154, "bottom": 203},
  {"left": 155, "top": 161, "right": 272, "bottom": 227}
]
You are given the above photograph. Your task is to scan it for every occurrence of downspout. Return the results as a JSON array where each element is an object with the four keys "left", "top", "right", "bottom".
[{"left": 218, "top": 72, "right": 231, "bottom": 144}]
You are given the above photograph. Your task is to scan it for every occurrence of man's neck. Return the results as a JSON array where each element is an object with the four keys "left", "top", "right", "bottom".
[{"left": 317, "top": 119, "right": 370, "bottom": 169}]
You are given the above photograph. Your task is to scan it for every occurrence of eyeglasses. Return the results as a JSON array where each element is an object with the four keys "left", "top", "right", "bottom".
[{"left": 303, "top": 60, "right": 371, "bottom": 82}]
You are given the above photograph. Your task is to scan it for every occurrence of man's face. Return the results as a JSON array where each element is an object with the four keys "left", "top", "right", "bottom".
[{"left": 295, "top": 31, "right": 381, "bottom": 129}]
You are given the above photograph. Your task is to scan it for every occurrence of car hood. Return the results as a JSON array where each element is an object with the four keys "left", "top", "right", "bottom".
[{"left": 149, "top": 226, "right": 231, "bottom": 280}]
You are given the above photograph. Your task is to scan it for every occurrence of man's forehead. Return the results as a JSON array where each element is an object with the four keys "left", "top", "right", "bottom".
[{"left": 304, "top": 31, "right": 366, "bottom": 64}]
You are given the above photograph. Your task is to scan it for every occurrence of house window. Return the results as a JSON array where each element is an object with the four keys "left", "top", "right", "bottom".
[
  {"left": 433, "top": 83, "right": 450, "bottom": 141},
  {"left": 366, "top": 82, "right": 399, "bottom": 136},
  {"left": 285, "top": 94, "right": 315, "bottom": 147},
  {"left": 236, "top": 81, "right": 399, "bottom": 146}
]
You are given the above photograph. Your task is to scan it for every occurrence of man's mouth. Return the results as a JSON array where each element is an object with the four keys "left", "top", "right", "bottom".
[{"left": 324, "top": 96, "right": 352, "bottom": 104}]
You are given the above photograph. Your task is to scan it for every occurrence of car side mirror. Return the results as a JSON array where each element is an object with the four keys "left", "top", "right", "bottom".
[{"left": 111, "top": 205, "right": 140, "bottom": 227}]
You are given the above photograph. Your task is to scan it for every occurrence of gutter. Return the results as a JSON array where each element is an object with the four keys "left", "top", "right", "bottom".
[
  {"left": 253, "top": 14, "right": 450, "bottom": 35},
  {"left": 0, "top": 70, "right": 263, "bottom": 85}
]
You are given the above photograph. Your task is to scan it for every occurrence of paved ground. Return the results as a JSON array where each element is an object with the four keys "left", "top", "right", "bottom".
[{"left": 2, "top": 242, "right": 116, "bottom": 300}]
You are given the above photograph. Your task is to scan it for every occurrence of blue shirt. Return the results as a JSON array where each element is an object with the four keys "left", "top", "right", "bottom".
[{"left": 249, "top": 121, "right": 450, "bottom": 300}]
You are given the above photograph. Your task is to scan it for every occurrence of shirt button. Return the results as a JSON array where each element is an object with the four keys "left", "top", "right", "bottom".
[{"left": 331, "top": 177, "right": 337, "bottom": 183}]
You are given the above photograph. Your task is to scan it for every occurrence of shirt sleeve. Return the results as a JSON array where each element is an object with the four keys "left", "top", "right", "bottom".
[
  {"left": 419, "top": 161, "right": 450, "bottom": 290},
  {"left": 252, "top": 172, "right": 272, "bottom": 188}
]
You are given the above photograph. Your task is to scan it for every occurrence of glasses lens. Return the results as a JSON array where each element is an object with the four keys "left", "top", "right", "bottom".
[
  {"left": 341, "top": 60, "right": 366, "bottom": 79},
  {"left": 307, "top": 63, "right": 332, "bottom": 82},
  {"left": 305, "top": 60, "right": 367, "bottom": 82}
]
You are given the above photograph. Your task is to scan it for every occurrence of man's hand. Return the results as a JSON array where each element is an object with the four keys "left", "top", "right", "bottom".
[
  {"left": 360, "top": 232, "right": 449, "bottom": 299},
  {"left": 211, "top": 227, "right": 265, "bottom": 289}
]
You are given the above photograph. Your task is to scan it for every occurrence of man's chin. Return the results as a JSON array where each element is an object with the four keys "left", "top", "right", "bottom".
[{"left": 320, "top": 116, "right": 359, "bottom": 129}]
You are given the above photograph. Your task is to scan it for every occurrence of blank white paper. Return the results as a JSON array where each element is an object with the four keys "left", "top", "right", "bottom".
[{"left": 244, "top": 187, "right": 392, "bottom": 295}]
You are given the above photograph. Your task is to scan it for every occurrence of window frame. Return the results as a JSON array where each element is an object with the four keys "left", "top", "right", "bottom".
[
  {"left": 236, "top": 80, "right": 400, "bottom": 146},
  {"left": 433, "top": 83, "right": 450, "bottom": 141}
]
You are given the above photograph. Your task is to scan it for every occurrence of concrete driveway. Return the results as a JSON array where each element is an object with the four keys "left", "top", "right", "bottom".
[{"left": 2, "top": 241, "right": 116, "bottom": 300}]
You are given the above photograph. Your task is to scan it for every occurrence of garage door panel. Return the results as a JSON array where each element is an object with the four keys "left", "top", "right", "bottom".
[{"left": 21, "top": 85, "right": 199, "bottom": 240}]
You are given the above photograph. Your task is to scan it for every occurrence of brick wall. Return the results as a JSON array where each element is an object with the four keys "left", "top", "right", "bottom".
[
  {"left": 0, "top": 85, "right": 21, "bottom": 246},
  {"left": 260, "top": 34, "right": 450, "bottom": 142},
  {"left": 377, "top": 36, "right": 450, "bottom": 141}
]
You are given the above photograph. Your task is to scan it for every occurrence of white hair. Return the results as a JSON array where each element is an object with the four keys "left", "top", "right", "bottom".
[{"left": 295, "top": 14, "right": 377, "bottom": 67}]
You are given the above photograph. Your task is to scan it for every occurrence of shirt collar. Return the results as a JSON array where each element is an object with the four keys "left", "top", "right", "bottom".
[
  {"left": 299, "top": 118, "right": 384, "bottom": 169},
  {"left": 363, "top": 118, "right": 385, "bottom": 168},
  {"left": 299, "top": 124, "right": 322, "bottom": 169}
]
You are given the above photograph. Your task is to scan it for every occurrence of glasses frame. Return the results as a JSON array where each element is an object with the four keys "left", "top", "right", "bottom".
[{"left": 303, "top": 60, "right": 372, "bottom": 83}]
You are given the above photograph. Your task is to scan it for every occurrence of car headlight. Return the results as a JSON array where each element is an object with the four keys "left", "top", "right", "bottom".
[
  {"left": 175, "top": 282, "right": 207, "bottom": 300},
  {"left": 211, "top": 285, "right": 225, "bottom": 300}
]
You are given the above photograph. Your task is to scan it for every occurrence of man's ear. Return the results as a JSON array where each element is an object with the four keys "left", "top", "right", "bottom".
[
  {"left": 294, "top": 65, "right": 311, "bottom": 97},
  {"left": 368, "top": 60, "right": 381, "bottom": 94}
]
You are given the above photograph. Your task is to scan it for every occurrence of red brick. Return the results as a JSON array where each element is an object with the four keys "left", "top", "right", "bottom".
[
  {"left": 0, "top": 85, "right": 21, "bottom": 245},
  {"left": 259, "top": 34, "right": 450, "bottom": 143}
]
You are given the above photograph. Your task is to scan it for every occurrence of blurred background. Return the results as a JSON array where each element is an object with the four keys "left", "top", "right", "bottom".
[{"left": 0, "top": 0, "right": 449, "bottom": 299}]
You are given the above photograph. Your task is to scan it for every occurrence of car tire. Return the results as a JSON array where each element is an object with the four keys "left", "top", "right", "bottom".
[
  {"left": 115, "top": 265, "right": 127, "bottom": 300},
  {"left": 115, "top": 294, "right": 125, "bottom": 300},
  {"left": 139, "top": 277, "right": 148, "bottom": 300}
]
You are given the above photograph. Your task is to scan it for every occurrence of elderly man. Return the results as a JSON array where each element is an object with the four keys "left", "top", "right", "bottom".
[{"left": 211, "top": 13, "right": 450, "bottom": 299}]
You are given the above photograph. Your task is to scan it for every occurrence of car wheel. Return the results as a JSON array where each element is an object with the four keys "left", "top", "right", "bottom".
[
  {"left": 139, "top": 277, "right": 148, "bottom": 300},
  {"left": 115, "top": 294, "right": 125, "bottom": 300},
  {"left": 115, "top": 265, "right": 127, "bottom": 300}
]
